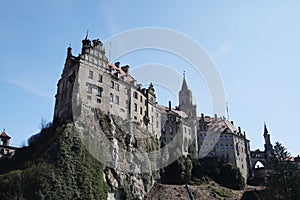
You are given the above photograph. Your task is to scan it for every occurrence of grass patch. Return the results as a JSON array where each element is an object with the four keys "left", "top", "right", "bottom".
[{"left": 212, "top": 187, "right": 228, "bottom": 197}]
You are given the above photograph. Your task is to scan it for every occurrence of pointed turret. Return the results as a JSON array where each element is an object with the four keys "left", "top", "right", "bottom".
[
  {"left": 263, "top": 122, "right": 273, "bottom": 161},
  {"left": 181, "top": 72, "right": 189, "bottom": 91},
  {"left": 179, "top": 72, "right": 197, "bottom": 118}
]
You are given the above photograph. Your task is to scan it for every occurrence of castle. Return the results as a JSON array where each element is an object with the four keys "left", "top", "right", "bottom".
[{"left": 54, "top": 35, "right": 253, "bottom": 180}]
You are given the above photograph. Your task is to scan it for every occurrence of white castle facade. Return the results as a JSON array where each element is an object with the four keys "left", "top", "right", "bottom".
[{"left": 54, "top": 35, "right": 252, "bottom": 180}]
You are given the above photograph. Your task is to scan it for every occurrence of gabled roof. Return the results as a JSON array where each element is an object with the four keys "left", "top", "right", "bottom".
[
  {"left": 199, "top": 116, "right": 242, "bottom": 135},
  {"left": 157, "top": 104, "right": 188, "bottom": 118}
]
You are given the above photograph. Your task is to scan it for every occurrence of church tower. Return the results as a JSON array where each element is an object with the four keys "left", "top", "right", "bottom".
[{"left": 179, "top": 73, "right": 197, "bottom": 118}]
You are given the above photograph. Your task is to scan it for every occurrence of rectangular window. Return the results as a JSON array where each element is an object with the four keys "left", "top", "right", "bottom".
[
  {"left": 125, "top": 88, "right": 129, "bottom": 94},
  {"left": 115, "top": 96, "right": 119, "bottom": 104},
  {"left": 97, "top": 87, "right": 103, "bottom": 97},
  {"left": 125, "top": 100, "right": 129, "bottom": 108},
  {"left": 109, "top": 93, "right": 113, "bottom": 102},
  {"left": 98, "top": 74, "right": 102, "bottom": 82},
  {"left": 134, "top": 103, "right": 137, "bottom": 112},
  {"left": 226, "top": 144, "right": 228, "bottom": 149},
  {"left": 97, "top": 98, "right": 101, "bottom": 103},
  {"left": 140, "top": 107, "right": 143, "bottom": 115},
  {"left": 133, "top": 91, "right": 138, "bottom": 99},
  {"left": 115, "top": 83, "right": 119, "bottom": 91},
  {"left": 169, "top": 127, "right": 173, "bottom": 134},
  {"left": 140, "top": 96, "right": 143, "bottom": 102},
  {"left": 88, "top": 70, "right": 93, "bottom": 79},
  {"left": 110, "top": 81, "right": 114, "bottom": 88},
  {"left": 87, "top": 83, "right": 92, "bottom": 93},
  {"left": 87, "top": 95, "right": 91, "bottom": 100}
]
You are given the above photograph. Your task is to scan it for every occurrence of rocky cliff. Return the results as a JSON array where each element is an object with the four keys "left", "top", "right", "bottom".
[{"left": 0, "top": 109, "right": 159, "bottom": 200}]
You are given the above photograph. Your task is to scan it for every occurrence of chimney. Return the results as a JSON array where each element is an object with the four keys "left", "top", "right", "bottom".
[
  {"left": 230, "top": 121, "right": 234, "bottom": 125},
  {"left": 214, "top": 114, "right": 217, "bottom": 120},
  {"left": 201, "top": 113, "right": 204, "bottom": 121},
  {"left": 115, "top": 62, "right": 120, "bottom": 68},
  {"left": 121, "top": 65, "right": 130, "bottom": 74},
  {"left": 238, "top": 126, "right": 241, "bottom": 133},
  {"left": 168, "top": 101, "right": 171, "bottom": 111}
]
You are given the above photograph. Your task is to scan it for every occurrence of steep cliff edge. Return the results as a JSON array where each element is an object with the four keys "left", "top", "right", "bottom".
[{"left": 0, "top": 110, "right": 159, "bottom": 200}]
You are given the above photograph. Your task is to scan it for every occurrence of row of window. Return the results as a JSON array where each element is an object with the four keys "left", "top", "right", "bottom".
[
  {"left": 199, "top": 134, "right": 233, "bottom": 140},
  {"left": 165, "top": 116, "right": 176, "bottom": 122},
  {"left": 109, "top": 93, "right": 120, "bottom": 104},
  {"left": 110, "top": 81, "right": 120, "bottom": 91},
  {"left": 88, "top": 71, "right": 132, "bottom": 96},
  {"left": 88, "top": 70, "right": 103, "bottom": 82},
  {"left": 87, "top": 84, "right": 103, "bottom": 97},
  {"left": 200, "top": 143, "right": 234, "bottom": 149},
  {"left": 89, "top": 49, "right": 102, "bottom": 57},
  {"left": 162, "top": 127, "right": 173, "bottom": 134}
]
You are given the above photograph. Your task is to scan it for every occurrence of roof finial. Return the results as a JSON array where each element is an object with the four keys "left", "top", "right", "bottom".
[
  {"left": 183, "top": 70, "right": 186, "bottom": 78},
  {"left": 226, "top": 102, "right": 229, "bottom": 120},
  {"left": 85, "top": 29, "right": 89, "bottom": 40}
]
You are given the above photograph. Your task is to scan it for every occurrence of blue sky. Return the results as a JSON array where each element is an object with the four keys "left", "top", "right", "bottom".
[{"left": 0, "top": 1, "right": 299, "bottom": 155}]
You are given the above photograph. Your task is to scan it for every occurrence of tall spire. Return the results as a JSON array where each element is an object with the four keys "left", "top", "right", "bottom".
[
  {"left": 181, "top": 71, "right": 189, "bottom": 91},
  {"left": 264, "top": 122, "right": 268, "bottom": 136}
]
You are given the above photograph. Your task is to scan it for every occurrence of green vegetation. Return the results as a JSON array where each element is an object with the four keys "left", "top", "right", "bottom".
[
  {"left": 0, "top": 123, "right": 108, "bottom": 200},
  {"left": 262, "top": 142, "right": 300, "bottom": 200},
  {"left": 192, "top": 157, "right": 245, "bottom": 190},
  {"left": 161, "top": 156, "right": 193, "bottom": 185},
  {"left": 211, "top": 187, "right": 228, "bottom": 197}
]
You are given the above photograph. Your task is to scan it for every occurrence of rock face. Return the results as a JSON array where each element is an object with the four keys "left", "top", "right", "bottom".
[{"left": 75, "top": 109, "right": 160, "bottom": 199}]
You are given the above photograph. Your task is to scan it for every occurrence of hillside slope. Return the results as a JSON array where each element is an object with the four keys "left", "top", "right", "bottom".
[
  {"left": 146, "top": 182, "right": 264, "bottom": 200},
  {"left": 0, "top": 123, "right": 108, "bottom": 200}
]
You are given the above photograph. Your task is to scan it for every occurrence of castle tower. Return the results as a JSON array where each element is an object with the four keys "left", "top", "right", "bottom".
[{"left": 179, "top": 73, "right": 197, "bottom": 118}]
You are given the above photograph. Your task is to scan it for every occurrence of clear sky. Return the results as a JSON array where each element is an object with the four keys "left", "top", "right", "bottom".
[{"left": 0, "top": 1, "right": 299, "bottom": 155}]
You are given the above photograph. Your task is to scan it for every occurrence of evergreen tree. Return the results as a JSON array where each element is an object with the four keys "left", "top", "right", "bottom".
[{"left": 266, "top": 142, "right": 300, "bottom": 199}]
